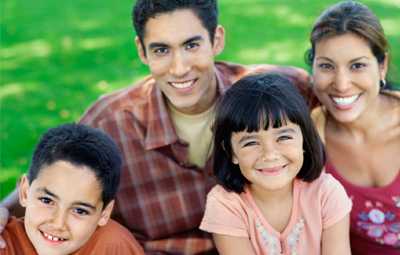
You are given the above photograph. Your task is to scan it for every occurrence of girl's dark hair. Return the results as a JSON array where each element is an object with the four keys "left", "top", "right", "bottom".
[
  {"left": 213, "top": 73, "right": 325, "bottom": 193},
  {"left": 305, "top": 0, "right": 398, "bottom": 90}
]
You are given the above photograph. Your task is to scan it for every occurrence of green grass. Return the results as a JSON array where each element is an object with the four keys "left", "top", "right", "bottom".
[{"left": 1, "top": 0, "right": 399, "bottom": 199}]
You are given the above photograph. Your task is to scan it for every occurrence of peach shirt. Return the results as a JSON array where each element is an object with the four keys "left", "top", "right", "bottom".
[{"left": 200, "top": 173, "right": 352, "bottom": 255}]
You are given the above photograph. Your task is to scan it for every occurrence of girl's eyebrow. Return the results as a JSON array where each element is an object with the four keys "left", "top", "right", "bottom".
[
  {"left": 276, "top": 127, "right": 297, "bottom": 135},
  {"left": 238, "top": 134, "right": 257, "bottom": 144}
]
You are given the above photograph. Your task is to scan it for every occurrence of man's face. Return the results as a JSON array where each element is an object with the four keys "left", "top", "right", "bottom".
[
  {"left": 137, "top": 9, "right": 225, "bottom": 115},
  {"left": 19, "top": 161, "right": 113, "bottom": 255}
]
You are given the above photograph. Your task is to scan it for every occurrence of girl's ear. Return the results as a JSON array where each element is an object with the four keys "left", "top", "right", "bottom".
[
  {"left": 19, "top": 175, "right": 30, "bottom": 208},
  {"left": 97, "top": 200, "right": 114, "bottom": 227}
]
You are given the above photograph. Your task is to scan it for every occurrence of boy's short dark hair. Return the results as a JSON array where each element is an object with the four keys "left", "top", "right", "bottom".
[
  {"left": 213, "top": 73, "right": 325, "bottom": 193},
  {"left": 28, "top": 123, "right": 122, "bottom": 207},
  {"left": 133, "top": 0, "right": 218, "bottom": 46}
]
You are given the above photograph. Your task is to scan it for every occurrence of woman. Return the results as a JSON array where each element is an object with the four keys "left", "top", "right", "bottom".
[{"left": 306, "top": 1, "right": 400, "bottom": 254}]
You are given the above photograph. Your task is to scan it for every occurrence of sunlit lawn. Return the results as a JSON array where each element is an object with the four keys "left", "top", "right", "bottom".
[{"left": 1, "top": 0, "right": 399, "bottom": 199}]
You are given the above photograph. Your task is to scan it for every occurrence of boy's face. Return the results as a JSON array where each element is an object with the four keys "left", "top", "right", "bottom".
[
  {"left": 136, "top": 9, "right": 225, "bottom": 115},
  {"left": 19, "top": 160, "right": 113, "bottom": 255}
]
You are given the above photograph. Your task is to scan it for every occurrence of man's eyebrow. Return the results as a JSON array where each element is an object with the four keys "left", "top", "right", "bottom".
[
  {"left": 148, "top": 42, "right": 169, "bottom": 50},
  {"left": 182, "top": 35, "right": 203, "bottom": 45},
  {"left": 36, "top": 187, "right": 59, "bottom": 199}
]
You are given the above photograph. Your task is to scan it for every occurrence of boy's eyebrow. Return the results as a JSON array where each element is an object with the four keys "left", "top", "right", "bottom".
[
  {"left": 73, "top": 202, "right": 97, "bottom": 210},
  {"left": 36, "top": 187, "right": 59, "bottom": 199}
]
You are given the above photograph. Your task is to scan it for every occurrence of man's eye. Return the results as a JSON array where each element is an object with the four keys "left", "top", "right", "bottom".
[
  {"left": 39, "top": 197, "right": 53, "bottom": 205},
  {"left": 73, "top": 208, "right": 89, "bottom": 216},
  {"left": 153, "top": 48, "right": 169, "bottom": 56}
]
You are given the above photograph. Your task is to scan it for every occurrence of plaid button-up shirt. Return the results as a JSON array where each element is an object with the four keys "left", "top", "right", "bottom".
[{"left": 80, "top": 61, "right": 315, "bottom": 254}]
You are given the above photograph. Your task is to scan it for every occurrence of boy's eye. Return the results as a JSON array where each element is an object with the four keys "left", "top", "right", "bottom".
[
  {"left": 39, "top": 197, "right": 53, "bottom": 205},
  {"left": 185, "top": 42, "right": 200, "bottom": 51},
  {"left": 73, "top": 207, "right": 90, "bottom": 216}
]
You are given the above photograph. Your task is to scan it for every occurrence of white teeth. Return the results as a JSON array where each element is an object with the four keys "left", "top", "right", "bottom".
[
  {"left": 43, "top": 232, "right": 65, "bottom": 241},
  {"left": 170, "top": 80, "right": 194, "bottom": 89},
  {"left": 332, "top": 95, "right": 359, "bottom": 106}
]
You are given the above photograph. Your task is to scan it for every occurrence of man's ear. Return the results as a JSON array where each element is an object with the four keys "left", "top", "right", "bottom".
[
  {"left": 135, "top": 36, "right": 148, "bottom": 65},
  {"left": 18, "top": 175, "right": 30, "bottom": 208},
  {"left": 97, "top": 200, "right": 114, "bottom": 227},
  {"left": 212, "top": 25, "right": 225, "bottom": 56}
]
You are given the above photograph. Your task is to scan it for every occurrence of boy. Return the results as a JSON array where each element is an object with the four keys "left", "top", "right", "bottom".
[{"left": 1, "top": 124, "right": 143, "bottom": 255}]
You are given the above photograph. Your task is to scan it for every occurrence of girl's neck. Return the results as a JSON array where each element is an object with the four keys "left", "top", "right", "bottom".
[{"left": 249, "top": 180, "right": 294, "bottom": 205}]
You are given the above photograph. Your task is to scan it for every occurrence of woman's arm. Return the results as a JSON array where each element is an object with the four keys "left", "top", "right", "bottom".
[
  {"left": 321, "top": 213, "right": 351, "bottom": 255},
  {"left": 213, "top": 233, "right": 256, "bottom": 255}
]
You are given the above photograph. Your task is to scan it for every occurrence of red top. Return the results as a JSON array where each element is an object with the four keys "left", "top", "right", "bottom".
[
  {"left": 326, "top": 162, "right": 400, "bottom": 255},
  {"left": 80, "top": 61, "right": 313, "bottom": 254}
]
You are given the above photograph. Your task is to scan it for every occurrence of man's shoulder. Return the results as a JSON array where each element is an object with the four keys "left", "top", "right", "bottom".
[{"left": 79, "top": 75, "right": 156, "bottom": 125}]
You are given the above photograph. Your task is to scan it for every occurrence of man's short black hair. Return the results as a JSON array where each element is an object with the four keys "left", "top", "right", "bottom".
[
  {"left": 133, "top": 0, "right": 218, "bottom": 46},
  {"left": 28, "top": 123, "right": 122, "bottom": 208},
  {"left": 213, "top": 73, "right": 325, "bottom": 193}
]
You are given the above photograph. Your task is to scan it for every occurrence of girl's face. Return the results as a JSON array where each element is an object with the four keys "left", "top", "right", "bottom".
[
  {"left": 230, "top": 120, "right": 304, "bottom": 193},
  {"left": 312, "top": 33, "right": 387, "bottom": 123}
]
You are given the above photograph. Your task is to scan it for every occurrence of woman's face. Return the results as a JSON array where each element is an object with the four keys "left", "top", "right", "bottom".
[{"left": 312, "top": 33, "right": 387, "bottom": 123}]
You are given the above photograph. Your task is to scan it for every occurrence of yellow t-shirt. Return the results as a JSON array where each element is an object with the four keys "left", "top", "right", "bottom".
[{"left": 169, "top": 104, "right": 215, "bottom": 168}]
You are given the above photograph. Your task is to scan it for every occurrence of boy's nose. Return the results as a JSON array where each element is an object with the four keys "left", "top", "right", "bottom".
[{"left": 50, "top": 209, "right": 68, "bottom": 230}]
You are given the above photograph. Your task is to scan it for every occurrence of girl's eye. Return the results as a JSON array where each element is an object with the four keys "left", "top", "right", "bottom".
[
  {"left": 243, "top": 141, "right": 258, "bottom": 147},
  {"left": 73, "top": 208, "right": 90, "bottom": 216},
  {"left": 351, "top": 62, "right": 366, "bottom": 70},
  {"left": 277, "top": 135, "right": 293, "bottom": 142},
  {"left": 39, "top": 197, "right": 53, "bottom": 205}
]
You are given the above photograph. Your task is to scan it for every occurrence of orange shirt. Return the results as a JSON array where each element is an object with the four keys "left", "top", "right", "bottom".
[{"left": 1, "top": 217, "right": 144, "bottom": 255}]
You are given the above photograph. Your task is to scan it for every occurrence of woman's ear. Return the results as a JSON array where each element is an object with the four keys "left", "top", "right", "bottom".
[
  {"left": 379, "top": 53, "right": 389, "bottom": 80},
  {"left": 97, "top": 200, "right": 114, "bottom": 227},
  {"left": 19, "top": 175, "right": 30, "bottom": 208}
]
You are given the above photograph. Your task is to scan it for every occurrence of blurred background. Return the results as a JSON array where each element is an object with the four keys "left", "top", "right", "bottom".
[{"left": 1, "top": 0, "right": 399, "bottom": 199}]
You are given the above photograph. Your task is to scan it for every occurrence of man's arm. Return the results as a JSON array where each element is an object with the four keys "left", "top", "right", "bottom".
[{"left": 0, "top": 188, "right": 25, "bottom": 249}]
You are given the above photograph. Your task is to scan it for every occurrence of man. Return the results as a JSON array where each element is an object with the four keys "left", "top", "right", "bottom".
[{"left": 1, "top": 1, "right": 314, "bottom": 254}]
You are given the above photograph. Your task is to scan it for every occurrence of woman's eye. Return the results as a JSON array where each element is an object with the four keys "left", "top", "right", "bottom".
[
  {"left": 73, "top": 208, "right": 89, "bottom": 216},
  {"left": 318, "top": 63, "right": 333, "bottom": 70},
  {"left": 351, "top": 62, "right": 366, "bottom": 70},
  {"left": 39, "top": 197, "right": 53, "bottom": 205}
]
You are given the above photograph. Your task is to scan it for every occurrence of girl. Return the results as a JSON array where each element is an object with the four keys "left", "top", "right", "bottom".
[
  {"left": 307, "top": 1, "right": 400, "bottom": 254},
  {"left": 200, "top": 73, "right": 352, "bottom": 255}
]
